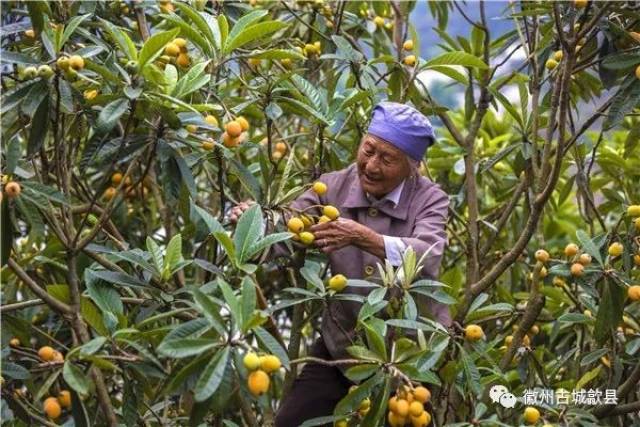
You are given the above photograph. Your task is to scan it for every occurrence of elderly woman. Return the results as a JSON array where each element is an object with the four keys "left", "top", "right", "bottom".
[{"left": 231, "top": 102, "right": 450, "bottom": 427}]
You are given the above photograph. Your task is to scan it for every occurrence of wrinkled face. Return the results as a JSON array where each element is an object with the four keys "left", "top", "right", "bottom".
[{"left": 356, "top": 134, "right": 411, "bottom": 198}]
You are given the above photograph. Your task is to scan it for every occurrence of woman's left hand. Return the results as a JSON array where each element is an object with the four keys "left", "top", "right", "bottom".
[{"left": 311, "top": 218, "right": 369, "bottom": 253}]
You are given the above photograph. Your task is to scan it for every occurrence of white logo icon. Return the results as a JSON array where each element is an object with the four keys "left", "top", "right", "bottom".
[{"left": 490, "top": 385, "right": 517, "bottom": 408}]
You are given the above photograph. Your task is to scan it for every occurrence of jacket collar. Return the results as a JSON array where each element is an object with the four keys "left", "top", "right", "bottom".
[{"left": 342, "top": 164, "right": 414, "bottom": 220}]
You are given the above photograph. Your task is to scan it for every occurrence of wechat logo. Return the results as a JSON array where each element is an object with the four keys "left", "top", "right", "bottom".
[{"left": 490, "top": 385, "right": 517, "bottom": 408}]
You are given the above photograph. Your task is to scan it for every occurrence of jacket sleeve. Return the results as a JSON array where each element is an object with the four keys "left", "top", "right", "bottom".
[{"left": 398, "top": 188, "right": 452, "bottom": 327}]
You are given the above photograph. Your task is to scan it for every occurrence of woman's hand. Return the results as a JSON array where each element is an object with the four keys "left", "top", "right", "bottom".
[{"left": 311, "top": 218, "right": 385, "bottom": 258}]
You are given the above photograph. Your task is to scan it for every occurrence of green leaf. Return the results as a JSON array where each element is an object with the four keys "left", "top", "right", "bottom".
[
  {"left": 300, "top": 415, "right": 350, "bottom": 427},
  {"left": 604, "top": 77, "right": 640, "bottom": 130},
  {"left": 385, "top": 319, "right": 438, "bottom": 332},
  {"left": 344, "top": 364, "right": 379, "bottom": 382},
  {"left": 191, "top": 202, "right": 224, "bottom": 234},
  {"left": 147, "top": 236, "right": 164, "bottom": 274},
  {"left": 254, "top": 326, "right": 290, "bottom": 368},
  {"left": 217, "top": 15, "right": 229, "bottom": 49},
  {"left": 213, "top": 232, "right": 237, "bottom": 266},
  {"left": 173, "top": 2, "right": 215, "bottom": 51},
  {"left": 300, "top": 262, "right": 325, "bottom": 292},
  {"left": 138, "top": 28, "right": 181, "bottom": 69},
  {"left": 233, "top": 204, "right": 264, "bottom": 263},
  {"left": 241, "top": 277, "right": 257, "bottom": 332},
  {"left": 247, "top": 233, "right": 291, "bottom": 259},
  {"left": 425, "top": 50, "right": 488, "bottom": 69},
  {"left": 192, "top": 289, "right": 226, "bottom": 335},
  {"left": 99, "top": 19, "right": 137, "bottom": 60},
  {"left": 21, "top": 181, "right": 69, "bottom": 206},
  {"left": 250, "top": 49, "right": 305, "bottom": 60},
  {"left": 458, "top": 345, "right": 482, "bottom": 396},
  {"left": 95, "top": 98, "right": 129, "bottom": 135},
  {"left": 218, "top": 278, "right": 242, "bottom": 326},
  {"left": 228, "top": 158, "right": 262, "bottom": 201},
  {"left": 89, "top": 270, "right": 150, "bottom": 289},
  {"left": 164, "top": 233, "right": 183, "bottom": 271},
  {"left": 594, "top": 278, "right": 625, "bottom": 345},
  {"left": 157, "top": 338, "right": 217, "bottom": 358},
  {"left": 86, "top": 274, "right": 123, "bottom": 316},
  {"left": 277, "top": 96, "right": 330, "bottom": 125},
  {"left": 289, "top": 74, "right": 327, "bottom": 114},
  {"left": 194, "top": 347, "right": 230, "bottom": 402},
  {"left": 63, "top": 362, "right": 92, "bottom": 397},
  {"left": 575, "top": 366, "right": 602, "bottom": 390},
  {"left": 346, "top": 345, "right": 384, "bottom": 362},
  {"left": 173, "top": 60, "right": 211, "bottom": 98},
  {"left": 0, "top": 51, "right": 40, "bottom": 65},
  {"left": 223, "top": 10, "right": 267, "bottom": 52},
  {"left": 361, "top": 375, "right": 391, "bottom": 426},
  {"left": 575, "top": 229, "right": 603, "bottom": 266},
  {"left": 361, "top": 321, "right": 387, "bottom": 360},
  {"left": 225, "top": 20, "right": 287, "bottom": 53},
  {"left": 60, "top": 14, "right": 90, "bottom": 48},
  {"left": 27, "top": 94, "right": 49, "bottom": 158},
  {"left": 334, "top": 373, "right": 383, "bottom": 415},
  {"left": 2, "top": 362, "right": 30, "bottom": 380}
]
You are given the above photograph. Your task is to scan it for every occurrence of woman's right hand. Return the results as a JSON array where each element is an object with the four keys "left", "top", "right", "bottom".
[{"left": 228, "top": 200, "right": 255, "bottom": 224}]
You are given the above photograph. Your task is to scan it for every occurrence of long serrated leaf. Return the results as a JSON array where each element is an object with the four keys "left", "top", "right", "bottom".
[
  {"left": 224, "top": 10, "right": 267, "bottom": 50},
  {"left": 458, "top": 345, "right": 482, "bottom": 396},
  {"left": 146, "top": 236, "right": 164, "bottom": 274},
  {"left": 194, "top": 347, "right": 230, "bottom": 402},
  {"left": 247, "top": 233, "right": 291, "bottom": 260},
  {"left": 192, "top": 289, "right": 226, "bottom": 335},
  {"left": 99, "top": 19, "right": 137, "bottom": 60},
  {"left": 63, "top": 362, "right": 92, "bottom": 397},
  {"left": 164, "top": 233, "right": 183, "bottom": 271},
  {"left": 27, "top": 94, "right": 49, "bottom": 158},
  {"left": 138, "top": 28, "right": 181, "bottom": 69},
  {"left": 425, "top": 50, "right": 488, "bottom": 69},
  {"left": 241, "top": 277, "right": 257, "bottom": 332},
  {"left": 233, "top": 204, "right": 264, "bottom": 263},
  {"left": 60, "top": 14, "right": 90, "bottom": 48},
  {"left": 290, "top": 74, "right": 327, "bottom": 114},
  {"left": 218, "top": 278, "right": 242, "bottom": 326},
  {"left": 157, "top": 338, "right": 217, "bottom": 358},
  {"left": 225, "top": 21, "right": 287, "bottom": 53},
  {"left": 96, "top": 98, "right": 129, "bottom": 135}
]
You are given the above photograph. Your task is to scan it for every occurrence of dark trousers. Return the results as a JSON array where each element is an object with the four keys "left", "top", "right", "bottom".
[{"left": 275, "top": 337, "right": 353, "bottom": 427}]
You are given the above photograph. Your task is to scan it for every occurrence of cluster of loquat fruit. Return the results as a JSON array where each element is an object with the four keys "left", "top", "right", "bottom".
[
  {"left": 286, "top": 181, "right": 339, "bottom": 245},
  {"left": 386, "top": 385, "right": 432, "bottom": 427},
  {"left": 162, "top": 37, "right": 190, "bottom": 69},
  {"left": 42, "top": 391, "right": 72, "bottom": 420},
  {"left": 20, "top": 29, "right": 85, "bottom": 82},
  {"left": 500, "top": 323, "right": 540, "bottom": 352},
  {"left": 402, "top": 39, "right": 417, "bottom": 67},
  {"left": 220, "top": 117, "right": 250, "bottom": 148},
  {"left": 372, "top": 15, "right": 394, "bottom": 32},
  {"left": 8, "top": 341, "right": 71, "bottom": 419},
  {"left": 103, "top": 172, "right": 149, "bottom": 201},
  {"left": 243, "top": 352, "right": 281, "bottom": 396}
]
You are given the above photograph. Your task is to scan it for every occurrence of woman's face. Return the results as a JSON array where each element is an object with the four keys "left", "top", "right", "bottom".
[{"left": 356, "top": 134, "right": 412, "bottom": 198}]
